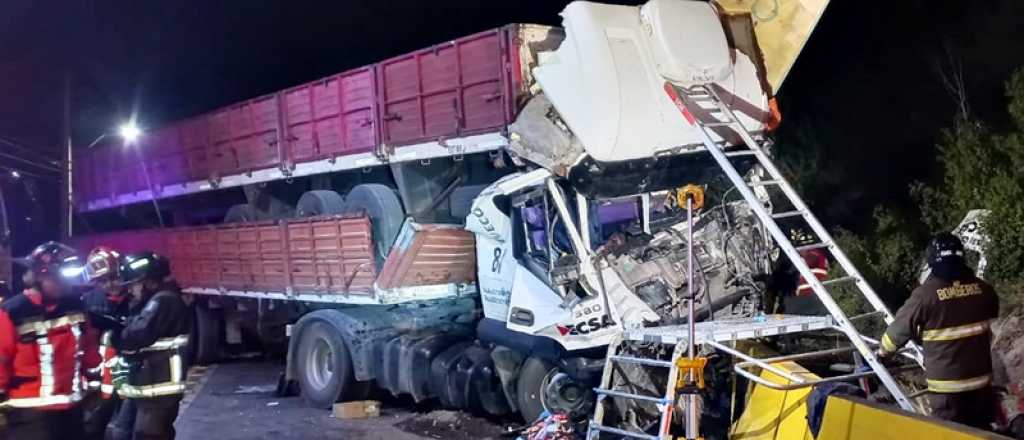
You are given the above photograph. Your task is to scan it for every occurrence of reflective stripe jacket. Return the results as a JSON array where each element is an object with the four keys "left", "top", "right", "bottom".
[
  {"left": 113, "top": 286, "right": 192, "bottom": 399},
  {"left": 796, "top": 249, "right": 829, "bottom": 296},
  {"left": 83, "top": 289, "right": 132, "bottom": 399},
  {"left": 880, "top": 274, "right": 999, "bottom": 393},
  {"left": 0, "top": 290, "right": 100, "bottom": 409}
]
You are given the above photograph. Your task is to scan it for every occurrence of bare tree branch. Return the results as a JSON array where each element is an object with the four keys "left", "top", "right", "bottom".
[{"left": 932, "top": 40, "right": 970, "bottom": 121}]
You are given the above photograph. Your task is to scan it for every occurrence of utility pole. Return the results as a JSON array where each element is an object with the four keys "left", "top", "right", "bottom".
[{"left": 61, "top": 71, "right": 73, "bottom": 241}]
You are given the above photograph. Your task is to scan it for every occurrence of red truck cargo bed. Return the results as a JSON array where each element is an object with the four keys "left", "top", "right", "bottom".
[
  {"left": 71, "top": 216, "right": 477, "bottom": 305},
  {"left": 73, "top": 25, "right": 560, "bottom": 212}
]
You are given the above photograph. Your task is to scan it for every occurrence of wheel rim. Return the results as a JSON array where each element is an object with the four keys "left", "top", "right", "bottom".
[
  {"left": 307, "top": 337, "right": 335, "bottom": 390},
  {"left": 540, "top": 369, "right": 592, "bottom": 419}
]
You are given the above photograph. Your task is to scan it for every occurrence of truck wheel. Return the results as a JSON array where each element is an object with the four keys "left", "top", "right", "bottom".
[
  {"left": 296, "top": 321, "right": 370, "bottom": 408},
  {"left": 516, "top": 356, "right": 592, "bottom": 422},
  {"left": 341, "top": 184, "right": 405, "bottom": 268},
  {"left": 193, "top": 303, "right": 222, "bottom": 365},
  {"left": 516, "top": 356, "right": 558, "bottom": 422},
  {"left": 296, "top": 190, "right": 346, "bottom": 217},
  {"left": 224, "top": 204, "right": 258, "bottom": 223}
]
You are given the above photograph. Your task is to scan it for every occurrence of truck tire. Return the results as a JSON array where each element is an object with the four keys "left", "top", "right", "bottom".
[
  {"left": 448, "top": 184, "right": 488, "bottom": 221},
  {"left": 193, "top": 303, "right": 222, "bottom": 365},
  {"left": 224, "top": 204, "right": 258, "bottom": 223},
  {"left": 296, "top": 321, "right": 371, "bottom": 408},
  {"left": 296, "top": 190, "right": 346, "bottom": 217},
  {"left": 341, "top": 184, "right": 405, "bottom": 268},
  {"left": 516, "top": 356, "right": 557, "bottom": 423}
]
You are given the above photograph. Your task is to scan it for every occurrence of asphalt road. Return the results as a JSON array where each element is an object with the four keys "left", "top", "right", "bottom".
[{"left": 175, "top": 359, "right": 514, "bottom": 440}]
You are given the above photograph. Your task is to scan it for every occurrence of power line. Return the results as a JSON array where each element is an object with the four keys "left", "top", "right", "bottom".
[
  {"left": 0, "top": 150, "right": 60, "bottom": 174},
  {"left": 0, "top": 137, "right": 61, "bottom": 173},
  {"left": 0, "top": 165, "right": 56, "bottom": 181},
  {"left": 0, "top": 135, "right": 59, "bottom": 163}
]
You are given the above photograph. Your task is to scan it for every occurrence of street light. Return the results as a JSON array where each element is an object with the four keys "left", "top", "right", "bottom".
[
  {"left": 86, "top": 121, "right": 143, "bottom": 149},
  {"left": 74, "top": 120, "right": 165, "bottom": 229},
  {"left": 118, "top": 122, "right": 141, "bottom": 144}
]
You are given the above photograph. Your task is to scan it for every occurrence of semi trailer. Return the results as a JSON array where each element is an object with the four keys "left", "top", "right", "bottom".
[{"left": 71, "top": 0, "right": 831, "bottom": 424}]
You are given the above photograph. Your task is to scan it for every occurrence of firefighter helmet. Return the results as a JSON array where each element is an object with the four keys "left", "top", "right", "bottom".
[
  {"left": 85, "top": 247, "right": 123, "bottom": 282},
  {"left": 119, "top": 251, "right": 171, "bottom": 285},
  {"left": 926, "top": 232, "right": 965, "bottom": 268},
  {"left": 16, "top": 241, "right": 79, "bottom": 276},
  {"left": 789, "top": 228, "right": 816, "bottom": 247}
]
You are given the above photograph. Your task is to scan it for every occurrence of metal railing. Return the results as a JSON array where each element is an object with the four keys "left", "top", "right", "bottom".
[{"left": 705, "top": 339, "right": 921, "bottom": 392}]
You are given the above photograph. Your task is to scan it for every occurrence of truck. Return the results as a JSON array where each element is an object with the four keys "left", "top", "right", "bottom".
[{"left": 71, "top": 0, "right": 832, "bottom": 425}]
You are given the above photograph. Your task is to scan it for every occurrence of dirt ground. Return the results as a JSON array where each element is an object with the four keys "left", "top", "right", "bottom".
[{"left": 175, "top": 359, "right": 517, "bottom": 440}]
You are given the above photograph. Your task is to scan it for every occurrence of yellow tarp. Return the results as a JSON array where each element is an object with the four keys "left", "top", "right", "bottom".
[
  {"left": 714, "top": 0, "right": 830, "bottom": 94},
  {"left": 817, "top": 396, "right": 1009, "bottom": 440},
  {"left": 729, "top": 353, "right": 1007, "bottom": 440},
  {"left": 730, "top": 360, "right": 818, "bottom": 440}
]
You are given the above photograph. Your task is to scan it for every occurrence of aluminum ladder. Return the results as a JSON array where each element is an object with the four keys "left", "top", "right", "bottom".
[{"left": 668, "top": 83, "right": 923, "bottom": 410}]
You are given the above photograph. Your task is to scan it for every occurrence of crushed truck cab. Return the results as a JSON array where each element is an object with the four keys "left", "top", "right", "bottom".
[{"left": 511, "top": 0, "right": 771, "bottom": 174}]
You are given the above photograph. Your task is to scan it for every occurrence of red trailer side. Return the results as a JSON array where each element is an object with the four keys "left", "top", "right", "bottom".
[{"left": 73, "top": 24, "right": 552, "bottom": 212}]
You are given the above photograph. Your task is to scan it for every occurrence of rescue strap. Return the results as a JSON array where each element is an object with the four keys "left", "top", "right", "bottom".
[
  {"left": 926, "top": 374, "right": 992, "bottom": 393},
  {"left": 15, "top": 313, "right": 86, "bottom": 336},
  {"left": 921, "top": 320, "right": 990, "bottom": 342},
  {"left": 0, "top": 392, "right": 83, "bottom": 408}
]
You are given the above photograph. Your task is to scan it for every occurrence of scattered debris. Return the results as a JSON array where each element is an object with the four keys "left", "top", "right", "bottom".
[
  {"left": 333, "top": 400, "right": 381, "bottom": 420},
  {"left": 517, "top": 412, "right": 575, "bottom": 440},
  {"left": 396, "top": 410, "right": 508, "bottom": 440}
]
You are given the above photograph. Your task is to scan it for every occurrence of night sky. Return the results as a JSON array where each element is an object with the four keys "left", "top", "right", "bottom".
[{"left": 1, "top": 0, "right": 1023, "bottom": 250}]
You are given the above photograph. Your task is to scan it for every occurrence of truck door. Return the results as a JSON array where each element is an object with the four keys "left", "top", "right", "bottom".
[{"left": 504, "top": 188, "right": 573, "bottom": 334}]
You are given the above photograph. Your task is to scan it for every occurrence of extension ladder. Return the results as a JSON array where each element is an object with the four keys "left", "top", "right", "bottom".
[{"left": 587, "top": 83, "right": 925, "bottom": 439}]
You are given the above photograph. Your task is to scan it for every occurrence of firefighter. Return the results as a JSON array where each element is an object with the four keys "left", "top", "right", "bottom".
[
  {"left": 0, "top": 241, "right": 100, "bottom": 440},
  {"left": 81, "top": 246, "right": 135, "bottom": 440},
  {"left": 772, "top": 228, "right": 829, "bottom": 315},
  {"left": 877, "top": 233, "right": 1000, "bottom": 430},
  {"left": 112, "top": 251, "right": 192, "bottom": 440},
  {"left": 792, "top": 228, "right": 829, "bottom": 297}
]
